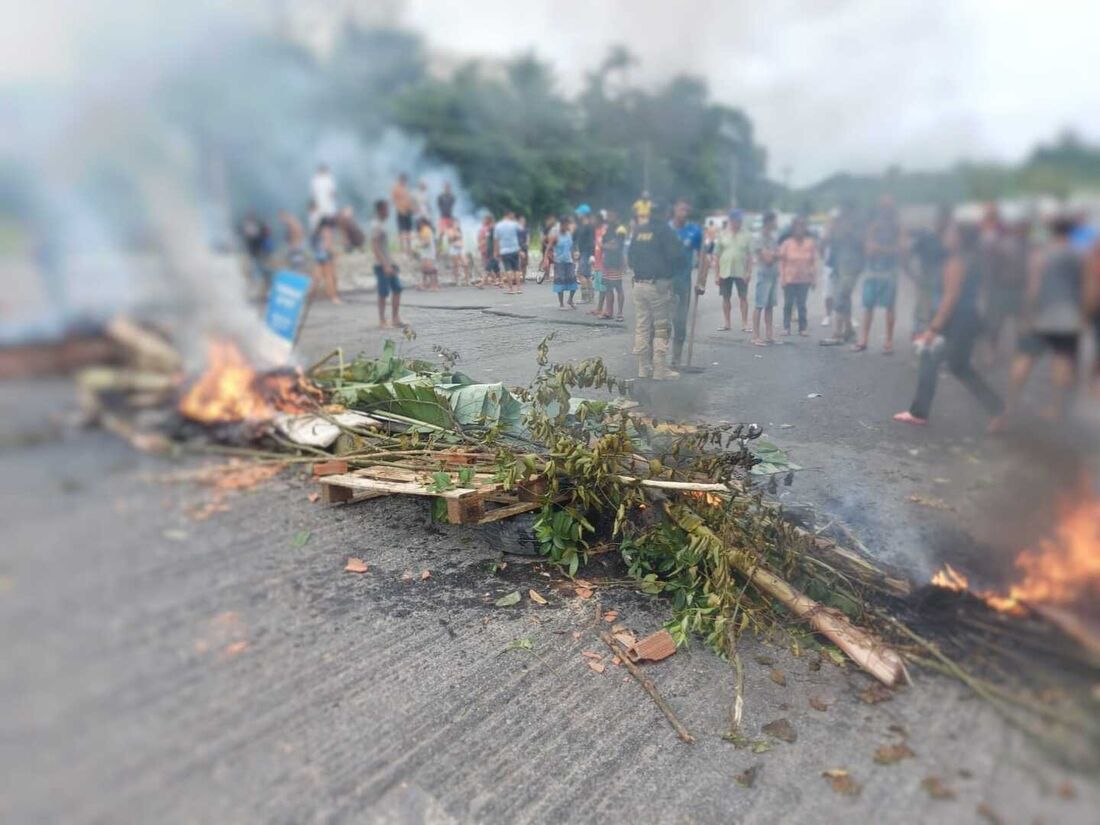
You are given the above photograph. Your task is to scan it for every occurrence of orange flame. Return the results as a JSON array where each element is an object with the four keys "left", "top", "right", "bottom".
[
  {"left": 930, "top": 485, "right": 1100, "bottom": 615},
  {"left": 686, "top": 490, "right": 726, "bottom": 507},
  {"left": 178, "top": 338, "right": 321, "bottom": 424},
  {"left": 930, "top": 562, "right": 969, "bottom": 592}
]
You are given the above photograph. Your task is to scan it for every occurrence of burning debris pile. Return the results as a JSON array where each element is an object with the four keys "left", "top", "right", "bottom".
[{"left": 80, "top": 321, "right": 1100, "bottom": 761}]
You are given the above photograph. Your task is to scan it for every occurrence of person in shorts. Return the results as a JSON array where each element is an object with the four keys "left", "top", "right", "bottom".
[
  {"left": 494, "top": 210, "right": 523, "bottom": 294},
  {"left": 549, "top": 216, "right": 578, "bottom": 309},
  {"left": 990, "top": 217, "right": 1083, "bottom": 432},
  {"left": 574, "top": 205, "right": 596, "bottom": 303},
  {"left": 751, "top": 211, "right": 780, "bottom": 345},
  {"left": 311, "top": 216, "right": 341, "bottom": 304},
  {"left": 370, "top": 200, "right": 404, "bottom": 328},
  {"left": 391, "top": 173, "right": 415, "bottom": 255},
  {"left": 437, "top": 182, "right": 456, "bottom": 232},
  {"left": 477, "top": 214, "right": 499, "bottom": 287},
  {"left": 854, "top": 194, "right": 904, "bottom": 353},
  {"left": 820, "top": 201, "right": 866, "bottom": 345},
  {"left": 712, "top": 209, "right": 753, "bottom": 332},
  {"left": 415, "top": 216, "right": 439, "bottom": 291}
]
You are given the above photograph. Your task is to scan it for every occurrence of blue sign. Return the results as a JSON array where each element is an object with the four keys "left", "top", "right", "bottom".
[{"left": 264, "top": 270, "right": 312, "bottom": 346}]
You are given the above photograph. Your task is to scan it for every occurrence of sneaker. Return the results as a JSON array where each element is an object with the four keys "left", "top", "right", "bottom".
[
  {"left": 652, "top": 369, "right": 681, "bottom": 381},
  {"left": 821, "top": 315, "right": 832, "bottom": 327},
  {"left": 638, "top": 365, "right": 653, "bottom": 379}
]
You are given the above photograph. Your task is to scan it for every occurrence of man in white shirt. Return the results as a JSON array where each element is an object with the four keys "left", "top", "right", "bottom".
[{"left": 310, "top": 164, "right": 337, "bottom": 220}]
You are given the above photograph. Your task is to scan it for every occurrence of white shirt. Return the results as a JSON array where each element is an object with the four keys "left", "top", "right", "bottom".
[{"left": 311, "top": 171, "right": 337, "bottom": 218}]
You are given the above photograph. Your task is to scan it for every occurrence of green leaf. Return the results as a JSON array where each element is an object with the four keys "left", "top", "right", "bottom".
[
  {"left": 502, "top": 637, "right": 534, "bottom": 652},
  {"left": 291, "top": 530, "right": 311, "bottom": 548},
  {"left": 494, "top": 591, "right": 521, "bottom": 607},
  {"left": 430, "top": 471, "right": 455, "bottom": 492}
]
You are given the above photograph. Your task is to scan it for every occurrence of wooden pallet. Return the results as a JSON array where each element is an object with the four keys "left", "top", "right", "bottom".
[{"left": 317, "top": 464, "right": 546, "bottom": 525}]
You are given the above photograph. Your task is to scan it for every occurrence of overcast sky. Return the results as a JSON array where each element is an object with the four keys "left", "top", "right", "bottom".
[
  {"left": 402, "top": 0, "right": 1099, "bottom": 185},
  {"left": 3, "top": 0, "right": 1096, "bottom": 186}
]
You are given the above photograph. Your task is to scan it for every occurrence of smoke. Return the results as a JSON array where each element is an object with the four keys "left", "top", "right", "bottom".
[{"left": 0, "top": 1, "right": 480, "bottom": 357}]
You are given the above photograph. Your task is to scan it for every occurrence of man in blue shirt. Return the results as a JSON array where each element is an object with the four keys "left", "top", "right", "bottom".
[{"left": 669, "top": 198, "right": 703, "bottom": 366}]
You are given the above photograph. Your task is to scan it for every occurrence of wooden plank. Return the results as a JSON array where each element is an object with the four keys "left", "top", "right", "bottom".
[
  {"left": 321, "top": 483, "right": 355, "bottom": 504},
  {"left": 318, "top": 473, "right": 492, "bottom": 500},
  {"left": 313, "top": 459, "right": 349, "bottom": 477},
  {"left": 475, "top": 500, "right": 542, "bottom": 525},
  {"left": 446, "top": 495, "right": 485, "bottom": 524}
]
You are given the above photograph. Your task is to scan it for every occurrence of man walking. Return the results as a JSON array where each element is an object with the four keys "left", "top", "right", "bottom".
[
  {"left": 628, "top": 207, "right": 682, "bottom": 380},
  {"left": 669, "top": 198, "right": 703, "bottom": 367}
]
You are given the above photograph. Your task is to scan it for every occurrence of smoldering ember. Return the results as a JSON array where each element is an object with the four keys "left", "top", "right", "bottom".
[{"left": 3, "top": 5, "right": 1100, "bottom": 825}]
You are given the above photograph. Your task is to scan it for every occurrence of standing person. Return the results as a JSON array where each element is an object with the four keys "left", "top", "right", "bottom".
[
  {"left": 477, "top": 213, "right": 499, "bottom": 288},
  {"left": 712, "top": 209, "right": 754, "bottom": 332},
  {"left": 820, "top": 201, "right": 865, "bottom": 346},
  {"left": 893, "top": 222, "right": 1004, "bottom": 426},
  {"left": 778, "top": 215, "right": 819, "bottom": 336},
  {"left": 517, "top": 214, "right": 530, "bottom": 282},
  {"left": 751, "top": 211, "right": 780, "bottom": 346},
  {"left": 1086, "top": 238, "right": 1100, "bottom": 398},
  {"left": 549, "top": 217, "right": 578, "bottom": 309},
  {"left": 415, "top": 216, "right": 439, "bottom": 291},
  {"left": 494, "top": 210, "right": 523, "bottom": 295},
  {"left": 238, "top": 211, "right": 272, "bottom": 295},
  {"left": 629, "top": 206, "right": 682, "bottom": 379},
  {"left": 632, "top": 190, "right": 652, "bottom": 230},
  {"left": 590, "top": 211, "right": 609, "bottom": 316},
  {"left": 598, "top": 211, "right": 627, "bottom": 321},
  {"left": 906, "top": 205, "right": 952, "bottom": 339},
  {"left": 391, "top": 173, "right": 415, "bottom": 255},
  {"left": 538, "top": 216, "right": 557, "bottom": 284},
  {"left": 370, "top": 200, "right": 403, "bottom": 328},
  {"left": 310, "top": 164, "right": 337, "bottom": 221},
  {"left": 437, "top": 182, "right": 456, "bottom": 232},
  {"left": 853, "top": 195, "right": 904, "bottom": 353},
  {"left": 989, "top": 217, "right": 1084, "bottom": 432},
  {"left": 983, "top": 211, "right": 1029, "bottom": 365},
  {"left": 311, "top": 216, "right": 341, "bottom": 304},
  {"left": 668, "top": 198, "right": 703, "bottom": 367},
  {"left": 574, "top": 205, "right": 596, "bottom": 303},
  {"left": 444, "top": 221, "right": 470, "bottom": 286},
  {"left": 415, "top": 180, "right": 432, "bottom": 220},
  {"left": 278, "top": 208, "right": 307, "bottom": 272}
]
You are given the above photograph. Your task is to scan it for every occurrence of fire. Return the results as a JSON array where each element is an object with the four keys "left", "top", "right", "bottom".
[
  {"left": 686, "top": 490, "right": 726, "bottom": 507},
  {"left": 178, "top": 338, "right": 321, "bottom": 424},
  {"left": 930, "top": 562, "right": 969, "bottom": 592},
  {"left": 930, "top": 486, "right": 1100, "bottom": 615}
]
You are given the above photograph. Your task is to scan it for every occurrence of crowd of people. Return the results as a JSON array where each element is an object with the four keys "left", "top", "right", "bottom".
[{"left": 237, "top": 165, "right": 1100, "bottom": 427}]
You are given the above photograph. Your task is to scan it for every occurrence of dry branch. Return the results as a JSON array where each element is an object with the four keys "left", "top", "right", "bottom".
[{"left": 601, "top": 632, "right": 695, "bottom": 744}]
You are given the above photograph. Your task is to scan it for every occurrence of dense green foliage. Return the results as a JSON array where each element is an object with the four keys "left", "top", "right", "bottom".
[{"left": 162, "top": 26, "right": 768, "bottom": 219}]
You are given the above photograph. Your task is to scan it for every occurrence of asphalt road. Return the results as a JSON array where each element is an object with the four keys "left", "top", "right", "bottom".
[{"left": 1, "top": 274, "right": 1097, "bottom": 824}]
